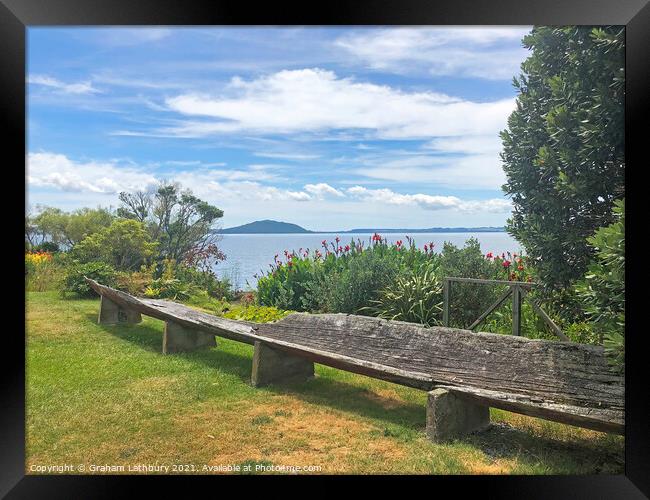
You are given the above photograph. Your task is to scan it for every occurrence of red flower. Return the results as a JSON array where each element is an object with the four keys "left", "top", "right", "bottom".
[
  {"left": 424, "top": 244, "right": 428, "bottom": 252},
  {"left": 335, "top": 236, "right": 340, "bottom": 244},
  {"left": 396, "top": 240, "right": 402, "bottom": 247},
  {"left": 344, "top": 245, "right": 350, "bottom": 252},
  {"left": 517, "top": 265, "right": 524, "bottom": 271},
  {"left": 321, "top": 240, "right": 327, "bottom": 248},
  {"left": 372, "top": 233, "right": 382, "bottom": 242},
  {"left": 486, "top": 252, "right": 493, "bottom": 259},
  {"left": 502, "top": 260, "right": 511, "bottom": 268}
]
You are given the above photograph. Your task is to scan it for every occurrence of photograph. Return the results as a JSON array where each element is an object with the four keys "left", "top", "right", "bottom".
[{"left": 18, "top": 20, "right": 632, "bottom": 481}]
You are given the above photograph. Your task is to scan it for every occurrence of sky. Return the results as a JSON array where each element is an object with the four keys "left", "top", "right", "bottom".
[{"left": 27, "top": 26, "right": 532, "bottom": 231}]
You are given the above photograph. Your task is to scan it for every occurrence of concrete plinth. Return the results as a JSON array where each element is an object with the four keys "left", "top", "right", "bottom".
[
  {"left": 162, "top": 321, "right": 216, "bottom": 354},
  {"left": 426, "top": 388, "right": 490, "bottom": 442},
  {"left": 251, "top": 341, "right": 314, "bottom": 387},
  {"left": 98, "top": 295, "right": 142, "bottom": 325}
]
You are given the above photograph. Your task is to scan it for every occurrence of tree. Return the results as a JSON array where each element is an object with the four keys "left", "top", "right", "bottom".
[
  {"left": 26, "top": 206, "right": 114, "bottom": 249},
  {"left": 500, "top": 26, "right": 624, "bottom": 293},
  {"left": 64, "top": 207, "right": 115, "bottom": 246},
  {"left": 117, "top": 182, "right": 224, "bottom": 265},
  {"left": 576, "top": 199, "right": 624, "bottom": 372},
  {"left": 72, "top": 219, "right": 157, "bottom": 271}
]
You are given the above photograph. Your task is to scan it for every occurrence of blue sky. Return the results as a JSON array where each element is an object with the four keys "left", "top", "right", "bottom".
[{"left": 27, "top": 26, "right": 532, "bottom": 230}]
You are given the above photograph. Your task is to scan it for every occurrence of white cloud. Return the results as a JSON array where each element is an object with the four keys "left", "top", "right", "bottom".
[
  {"left": 28, "top": 152, "right": 157, "bottom": 194},
  {"left": 304, "top": 183, "right": 344, "bottom": 199},
  {"left": 347, "top": 186, "right": 511, "bottom": 213},
  {"left": 335, "top": 27, "right": 531, "bottom": 80},
  {"left": 28, "top": 75, "right": 101, "bottom": 95},
  {"left": 158, "top": 68, "right": 515, "bottom": 139}
]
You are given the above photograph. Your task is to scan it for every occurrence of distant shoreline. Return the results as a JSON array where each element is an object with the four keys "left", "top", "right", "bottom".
[{"left": 217, "top": 220, "right": 506, "bottom": 235}]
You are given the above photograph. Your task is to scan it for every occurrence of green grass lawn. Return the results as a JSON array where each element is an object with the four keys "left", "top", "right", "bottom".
[{"left": 26, "top": 291, "right": 624, "bottom": 475}]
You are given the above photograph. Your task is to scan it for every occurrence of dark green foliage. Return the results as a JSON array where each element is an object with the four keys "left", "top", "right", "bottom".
[
  {"left": 71, "top": 219, "right": 158, "bottom": 271},
  {"left": 32, "top": 241, "right": 60, "bottom": 253},
  {"left": 437, "top": 238, "right": 505, "bottom": 328},
  {"left": 364, "top": 264, "right": 443, "bottom": 327},
  {"left": 576, "top": 199, "right": 625, "bottom": 372},
  {"left": 317, "top": 247, "right": 402, "bottom": 314},
  {"left": 63, "top": 261, "right": 117, "bottom": 297},
  {"left": 501, "top": 26, "right": 624, "bottom": 293}
]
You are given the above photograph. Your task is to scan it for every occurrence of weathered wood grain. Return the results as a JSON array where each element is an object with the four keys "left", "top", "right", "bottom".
[
  {"left": 254, "top": 313, "right": 624, "bottom": 432},
  {"left": 85, "top": 278, "right": 624, "bottom": 433}
]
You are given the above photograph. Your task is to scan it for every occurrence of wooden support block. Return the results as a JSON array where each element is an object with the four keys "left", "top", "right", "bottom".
[
  {"left": 426, "top": 388, "right": 490, "bottom": 442},
  {"left": 251, "top": 341, "right": 314, "bottom": 387},
  {"left": 98, "top": 295, "right": 142, "bottom": 325},
  {"left": 162, "top": 321, "right": 216, "bottom": 354}
]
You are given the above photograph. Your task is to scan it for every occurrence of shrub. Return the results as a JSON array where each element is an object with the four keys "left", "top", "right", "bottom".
[
  {"left": 63, "top": 261, "right": 117, "bottom": 297},
  {"left": 364, "top": 264, "right": 443, "bottom": 327},
  {"left": 317, "top": 246, "right": 402, "bottom": 314},
  {"left": 173, "top": 263, "right": 232, "bottom": 301},
  {"left": 565, "top": 322, "right": 600, "bottom": 345},
  {"left": 576, "top": 198, "right": 625, "bottom": 372},
  {"left": 223, "top": 305, "right": 292, "bottom": 323},
  {"left": 32, "top": 241, "right": 60, "bottom": 253},
  {"left": 72, "top": 219, "right": 157, "bottom": 271},
  {"left": 437, "top": 238, "right": 505, "bottom": 328},
  {"left": 114, "top": 266, "right": 155, "bottom": 296},
  {"left": 144, "top": 279, "right": 194, "bottom": 301}
]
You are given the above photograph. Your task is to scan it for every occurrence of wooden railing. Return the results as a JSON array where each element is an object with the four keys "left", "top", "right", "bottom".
[{"left": 442, "top": 277, "right": 568, "bottom": 341}]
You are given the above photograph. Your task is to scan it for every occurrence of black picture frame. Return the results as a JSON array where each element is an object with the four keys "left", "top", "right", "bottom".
[{"left": 3, "top": 0, "right": 648, "bottom": 497}]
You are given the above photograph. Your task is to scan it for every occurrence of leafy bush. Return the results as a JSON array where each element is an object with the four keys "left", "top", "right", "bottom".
[
  {"left": 257, "top": 236, "right": 428, "bottom": 313},
  {"left": 72, "top": 219, "right": 157, "bottom": 271},
  {"left": 363, "top": 264, "right": 443, "bottom": 326},
  {"left": 63, "top": 261, "right": 117, "bottom": 297},
  {"left": 114, "top": 267, "right": 155, "bottom": 296},
  {"left": 144, "top": 279, "right": 195, "bottom": 301},
  {"left": 172, "top": 263, "right": 232, "bottom": 301},
  {"left": 437, "top": 238, "right": 506, "bottom": 328},
  {"left": 576, "top": 198, "right": 625, "bottom": 372},
  {"left": 256, "top": 235, "right": 536, "bottom": 329},
  {"left": 32, "top": 241, "right": 60, "bottom": 253},
  {"left": 565, "top": 322, "right": 600, "bottom": 345},
  {"left": 223, "top": 305, "right": 292, "bottom": 323}
]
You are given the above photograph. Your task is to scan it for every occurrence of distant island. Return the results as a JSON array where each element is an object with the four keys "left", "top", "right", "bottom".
[
  {"left": 219, "top": 220, "right": 312, "bottom": 234},
  {"left": 217, "top": 220, "right": 505, "bottom": 234}
]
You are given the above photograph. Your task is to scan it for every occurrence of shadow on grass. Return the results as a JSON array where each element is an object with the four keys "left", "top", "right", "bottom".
[{"left": 465, "top": 421, "right": 624, "bottom": 474}]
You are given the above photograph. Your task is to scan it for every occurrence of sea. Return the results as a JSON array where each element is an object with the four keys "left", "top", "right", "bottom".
[{"left": 212, "top": 232, "right": 522, "bottom": 290}]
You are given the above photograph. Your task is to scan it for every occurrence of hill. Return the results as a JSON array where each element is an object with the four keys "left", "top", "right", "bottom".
[{"left": 219, "top": 220, "right": 312, "bottom": 234}]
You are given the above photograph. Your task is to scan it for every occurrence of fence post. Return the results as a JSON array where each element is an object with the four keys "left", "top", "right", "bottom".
[
  {"left": 443, "top": 278, "right": 450, "bottom": 327},
  {"left": 512, "top": 284, "right": 521, "bottom": 336}
]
